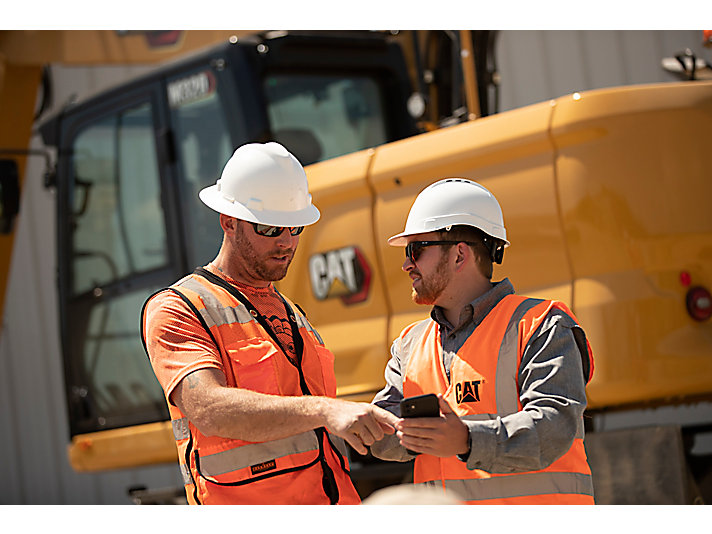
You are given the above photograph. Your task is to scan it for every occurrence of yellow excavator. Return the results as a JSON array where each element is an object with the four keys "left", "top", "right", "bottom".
[{"left": 1, "top": 29, "right": 711, "bottom": 503}]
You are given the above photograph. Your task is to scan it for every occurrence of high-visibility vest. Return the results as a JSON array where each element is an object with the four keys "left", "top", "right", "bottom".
[
  {"left": 402, "top": 294, "right": 595, "bottom": 504},
  {"left": 142, "top": 268, "right": 360, "bottom": 505}
]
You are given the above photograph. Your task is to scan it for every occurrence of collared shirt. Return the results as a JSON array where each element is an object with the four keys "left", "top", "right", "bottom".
[
  {"left": 431, "top": 278, "right": 514, "bottom": 382},
  {"left": 371, "top": 278, "right": 591, "bottom": 474}
]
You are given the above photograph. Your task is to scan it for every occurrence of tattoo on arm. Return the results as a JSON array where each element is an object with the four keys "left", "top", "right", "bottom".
[{"left": 185, "top": 372, "right": 201, "bottom": 389}]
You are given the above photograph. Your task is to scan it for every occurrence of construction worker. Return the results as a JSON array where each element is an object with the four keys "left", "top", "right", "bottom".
[
  {"left": 141, "top": 142, "right": 398, "bottom": 505},
  {"left": 371, "top": 178, "right": 595, "bottom": 504}
]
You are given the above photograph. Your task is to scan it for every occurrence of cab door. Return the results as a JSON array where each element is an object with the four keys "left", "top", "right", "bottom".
[{"left": 56, "top": 80, "right": 181, "bottom": 437}]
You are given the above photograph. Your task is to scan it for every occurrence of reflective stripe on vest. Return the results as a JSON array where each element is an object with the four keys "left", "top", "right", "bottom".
[
  {"left": 416, "top": 471, "right": 594, "bottom": 502},
  {"left": 403, "top": 294, "right": 594, "bottom": 505},
  {"left": 172, "top": 417, "right": 190, "bottom": 441},
  {"left": 179, "top": 462, "right": 194, "bottom": 486},
  {"left": 179, "top": 276, "right": 257, "bottom": 329},
  {"left": 491, "top": 297, "right": 543, "bottom": 415},
  {"left": 197, "top": 430, "right": 319, "bottom": 478},
  {"left": 173, "top": 415, "right": 348, "bottom": 486}
]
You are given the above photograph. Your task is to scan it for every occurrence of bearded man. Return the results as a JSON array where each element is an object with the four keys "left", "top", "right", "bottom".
[
  {"left": 370, "top": 178, "right": 596, "bottom": 505},
  {"left": 142, "top": 143, "right": 397, "bottom": 504}
]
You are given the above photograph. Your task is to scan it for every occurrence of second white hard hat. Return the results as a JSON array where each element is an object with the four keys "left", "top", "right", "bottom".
[
  {"left": 199, "top": 142, "right": 320, "bottom": 227},
  {"left": 388, "top": 178, "right": 509, "bottom": 246}
]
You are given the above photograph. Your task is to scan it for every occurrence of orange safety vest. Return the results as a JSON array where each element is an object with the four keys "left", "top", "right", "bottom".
[
  {"left": 142, "top": 268, "right": 360, "bottom": 505},
  {"left": 402, "top": 294, "right": 595, "bottom": 504}
]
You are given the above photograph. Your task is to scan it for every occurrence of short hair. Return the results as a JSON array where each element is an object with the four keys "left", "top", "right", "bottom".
[{"left": 437, "top": 225, "right": 496, "bottom": 279}]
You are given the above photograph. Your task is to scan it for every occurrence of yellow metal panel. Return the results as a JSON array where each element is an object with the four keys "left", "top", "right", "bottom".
[
  {"left": 278, "top": 150, "right": 392, "bottom": 402},
  {"left": 551, "top": 82, "right": 712, "bottom": 407},
  {"left": 68, "top": 421, "right": 177, "bottom": 472},
  {"left": 0, "top": 30, "right": 256, "bottom": 65},
  {"left": 0, "top": 60, "right": 41, "bottom": 324}
]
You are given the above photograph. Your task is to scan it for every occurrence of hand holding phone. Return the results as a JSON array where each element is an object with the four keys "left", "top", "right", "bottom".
[{"left": 399, "top": 394, "right": 440, "bottom": 455}]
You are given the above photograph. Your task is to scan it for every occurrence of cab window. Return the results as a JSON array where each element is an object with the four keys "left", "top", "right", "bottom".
[
  {"left": 264, "top": 74, "right": 388, "bottom": 165},
  {"left": 64, "top": 97, "right": 171, "bottom": 434},
  {"left": 167, "top": 68, "right": 233, "bottom": 266},
  {"left": 71, "top": 104, "right": 167, "bottom": 294}
]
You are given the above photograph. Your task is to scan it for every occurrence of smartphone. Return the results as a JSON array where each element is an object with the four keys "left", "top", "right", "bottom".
[
  {"left": 399, "top": 394, "right": 440, "bottom": 455},
  {"left": 400, "top": 393, "right": 440, "bottom": 418}
]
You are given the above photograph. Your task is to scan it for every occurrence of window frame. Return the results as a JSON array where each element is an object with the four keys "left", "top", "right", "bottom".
[
  {"left": 262, "top": 71, "right": 391, "bottom": 163},
  {"left": 56, "top": 81, "right": 184, "bottom": 436}
]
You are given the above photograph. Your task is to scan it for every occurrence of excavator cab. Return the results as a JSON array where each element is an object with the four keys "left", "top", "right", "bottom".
[{"left": 39, "top": 32, "right": 417, "bottom": 463}]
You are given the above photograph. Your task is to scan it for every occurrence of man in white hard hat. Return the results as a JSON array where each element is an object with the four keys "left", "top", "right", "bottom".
[
  {"left": 371, "top": 178, "right": 596, "bottom": 504},
  {"left": 142, "top": 142, "right": 398, "bottom": 505}
]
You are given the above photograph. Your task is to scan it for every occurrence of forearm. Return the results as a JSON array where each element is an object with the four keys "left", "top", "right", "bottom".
[
  {"left": 203, "top": 388, "right": 335, "bottom": 442},
  {"left": 174, "top": 368, "right": 397, "bottom": 453},
  {"left": 172, "top": 368, "right": 331, "bottom": 441},
  {"left": 462, "top": 398, "right": 585, "bottom": 473}
]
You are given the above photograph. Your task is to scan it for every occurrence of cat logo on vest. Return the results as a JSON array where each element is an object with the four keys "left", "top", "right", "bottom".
[{"left": 455, "top": 380, "right": 482, "bottom": 403}]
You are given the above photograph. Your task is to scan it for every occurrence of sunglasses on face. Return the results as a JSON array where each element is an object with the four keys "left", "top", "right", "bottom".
[
  {"left": 405, "top": 240, "right": 477, "bottom": 263},
  {"left": 252, "top": 223, "right": 305, "bottom": 237}
]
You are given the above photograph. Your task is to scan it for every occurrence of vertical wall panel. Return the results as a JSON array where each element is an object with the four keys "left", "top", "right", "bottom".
[
  {"left": 543, "top": 30, "right": 589, "bottom": 95},
  {"left": 3, "top": 153, "right": 61, "bottom": 503},
  {"left": 0, "top": 322, "right": 23, "bottom": 503},
  {"left": 580, "top": 30, "right": 628, "bottom": 89},
  {"left": 497, "top": 30, "right": 711, "bottom": 112},
  {"left": 0, "top": 63, "right": 182, "bottom": 504}
]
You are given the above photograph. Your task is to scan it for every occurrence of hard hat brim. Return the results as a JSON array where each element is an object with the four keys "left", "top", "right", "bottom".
[
  {"left": 387, "top": 224, "right": 510, "bottom": 247},
  {"left": 387, "top": 231, "right": 415, "bottom": 247},
  {"left": 199, "top": 185, "right": 321, "bottom": 227}
]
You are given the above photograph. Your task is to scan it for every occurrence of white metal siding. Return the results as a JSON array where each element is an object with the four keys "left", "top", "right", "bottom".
[
  {"left": 0, "top": 64, "right": 182, "bottom": 505},
  {"left": 496, "top": 30, "right": 710, "bottom": 112}
]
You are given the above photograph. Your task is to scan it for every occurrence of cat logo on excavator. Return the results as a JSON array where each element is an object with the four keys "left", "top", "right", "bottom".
[{"left": 308, "top": 246, "right": 371, "bottom": 305}]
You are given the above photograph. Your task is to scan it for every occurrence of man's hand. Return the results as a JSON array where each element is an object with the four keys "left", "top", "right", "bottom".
[
  {"left": 396, "top": 395, "right": 469, "bottom": 457},
  {"left": 323, "top": 400, "right": 400, "bottom": 455}
]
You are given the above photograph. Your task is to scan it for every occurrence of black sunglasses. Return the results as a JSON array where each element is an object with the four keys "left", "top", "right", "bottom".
[
  {"left": 405, "top": 240, "right": 477, "bottom": 263},
  {"left": 252, "top": 223, "right": 305, "bottom": 237}
]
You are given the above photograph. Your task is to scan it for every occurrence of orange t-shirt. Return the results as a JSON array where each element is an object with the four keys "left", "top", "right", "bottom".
[
  {"left": 208, "top": 266, "right": 298, "bottom": 365},
  {"left": 143, "top": 265, "right": 297, "bottom": 404}
]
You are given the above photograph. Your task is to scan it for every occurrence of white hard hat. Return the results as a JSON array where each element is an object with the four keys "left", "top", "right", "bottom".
[
  {"left": 199, "top": 142, "right": 320, "bottom": 227},
  {"left": 388, "top": 178, "right": 509, "bottom": 247}
]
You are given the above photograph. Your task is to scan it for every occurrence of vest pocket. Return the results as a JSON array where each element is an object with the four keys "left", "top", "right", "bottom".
[
  {"left": 226, "top": 338, "right": 281, "bottom": 394},
  {"left": 195, "top": 447, "right": 322, "bottom": 486},
  {"left": 193, "top": 430, "right": 323, "bottom": 487}
]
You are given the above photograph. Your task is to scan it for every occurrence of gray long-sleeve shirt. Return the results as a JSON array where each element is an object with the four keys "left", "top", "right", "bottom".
[{"left": 371, "top": 278, "right": 592, "bottom": 474}]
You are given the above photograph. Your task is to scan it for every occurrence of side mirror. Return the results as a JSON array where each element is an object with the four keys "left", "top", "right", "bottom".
[{"left": 0, "top": 159, "right": 20, "bottom": 234}]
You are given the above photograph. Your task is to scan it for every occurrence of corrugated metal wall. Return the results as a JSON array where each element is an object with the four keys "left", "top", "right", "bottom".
[
  {"left": 497, "top": 30, "right": 709, "bottom": 112},
  {"left": 0, "top": 64, "right": 182, "bottom": 505},
  {"left": 1, "top": 30, "right": 709, "bottom": 504}
]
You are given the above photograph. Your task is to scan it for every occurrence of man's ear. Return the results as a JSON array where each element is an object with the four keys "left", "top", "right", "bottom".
[
  {"left": 220, "top": 214, "right": 236, "bottom": 234},
  {"left": 454, "top": 242, "right": 470, "bottom": 270}
]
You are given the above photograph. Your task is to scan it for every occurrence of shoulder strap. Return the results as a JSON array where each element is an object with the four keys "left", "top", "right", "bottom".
[
  {"left": 192, "top": 268, "right": 289, "bottom": 352},
  {"left": 192, "top": 268, "right": 312, "bottom": 395}
]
